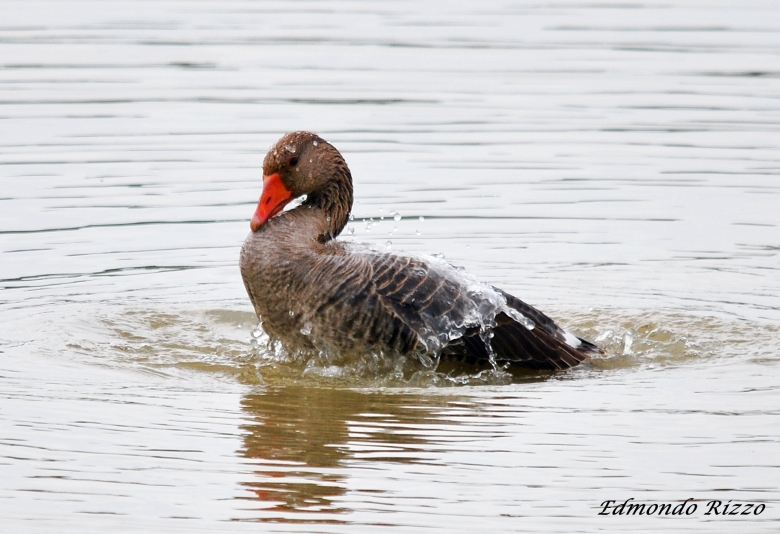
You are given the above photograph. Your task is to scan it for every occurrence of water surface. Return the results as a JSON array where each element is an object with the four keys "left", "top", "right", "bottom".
[{"left": 1, "top": 0, "right": 779, "bottom": 532}]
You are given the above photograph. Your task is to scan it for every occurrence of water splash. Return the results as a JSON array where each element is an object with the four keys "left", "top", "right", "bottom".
[
  {"left": 48, "top": 303, "right": 780, "bottom": 389},
  {"left": 503, "top": 306, "right": 535, "bottom": 331},
  {"left": 622, "top": 329, "right": 636, "bottom": 355}
]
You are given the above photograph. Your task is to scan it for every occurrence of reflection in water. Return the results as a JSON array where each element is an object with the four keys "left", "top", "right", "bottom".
[{"left": 237, "top": 386, "right": 463, "bottom": 523}]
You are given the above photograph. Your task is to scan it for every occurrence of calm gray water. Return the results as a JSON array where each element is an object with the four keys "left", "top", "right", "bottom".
[{"left": 2, "top": 1, "right": 779, "bottom": 532}]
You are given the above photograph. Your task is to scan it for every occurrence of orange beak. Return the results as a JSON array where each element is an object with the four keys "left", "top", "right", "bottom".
[{"left": 250, "top": 172, "right": 294, "bottom": 231}]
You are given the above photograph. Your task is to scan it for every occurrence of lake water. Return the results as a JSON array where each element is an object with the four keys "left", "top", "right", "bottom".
[{"left": 1, "top": 0, "right": 779, "bottom": 532}]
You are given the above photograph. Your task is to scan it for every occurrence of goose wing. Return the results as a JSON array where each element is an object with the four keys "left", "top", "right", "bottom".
[{"left": 356, "top": 251, "right": 599, "bottom": 370}]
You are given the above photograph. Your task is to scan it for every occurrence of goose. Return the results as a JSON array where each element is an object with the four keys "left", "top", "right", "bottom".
[{"left": 240, "top": 132, "right": 601, "bottom": 370}]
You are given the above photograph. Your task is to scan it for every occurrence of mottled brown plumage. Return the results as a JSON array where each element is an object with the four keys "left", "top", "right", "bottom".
[{"left": 240, "top": 132, "right": 602, "bottom": 370}]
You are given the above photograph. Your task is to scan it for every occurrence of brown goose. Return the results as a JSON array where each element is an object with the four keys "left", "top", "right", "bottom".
[{"left": 240, "top": 132, "right": 602, "bottom": 370}]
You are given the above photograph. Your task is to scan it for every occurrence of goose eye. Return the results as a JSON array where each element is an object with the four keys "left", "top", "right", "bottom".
[{"left": 289, "top": 156, "right": 299, "bottom": 167}]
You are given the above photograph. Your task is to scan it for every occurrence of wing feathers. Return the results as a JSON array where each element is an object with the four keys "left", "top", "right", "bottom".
[{"left": 331, "top": 250, "right": 598, "bottom": 371}]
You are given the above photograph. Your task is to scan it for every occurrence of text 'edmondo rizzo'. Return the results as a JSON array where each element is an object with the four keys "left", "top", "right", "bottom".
[{"left": 599, "top": 498, "right": 765, "bottom": 516}]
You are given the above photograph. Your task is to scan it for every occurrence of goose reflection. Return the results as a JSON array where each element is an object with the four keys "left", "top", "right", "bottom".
[{"left": 236, "top": 386, "right": 467, "bottom": 522}]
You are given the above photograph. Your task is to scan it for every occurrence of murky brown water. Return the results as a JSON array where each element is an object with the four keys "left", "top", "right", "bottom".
[{"left": 2, "top": 1, "right": 779, "bottom": 532}]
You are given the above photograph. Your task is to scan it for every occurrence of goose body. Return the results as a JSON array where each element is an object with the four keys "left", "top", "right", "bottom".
[{"left": 240, "top": 132, "right": 601, "bottom": 370}]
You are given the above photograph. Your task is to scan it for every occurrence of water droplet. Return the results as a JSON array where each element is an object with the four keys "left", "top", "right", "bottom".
[
  {"left": 386, "top": 240, "right": 392, "bottom": 249},
  {"left": 284, "top": 144, "right": 296, "bottom": 153},
  {"left": 309, "top": 158, "right": 313, "bottom": 163},
  {"left": 393, "top": 212, "right": 402, "bottom": 221},
  {"left": 313, "top": 140, "right": 318, "bottom": 146},
  {"left": 326, "top": 216, "right": 331, "bottom": 222},
  {"left": 432, "top": 253, "right": 445, "bottom": 259},
  {"left": 416, "top": 229, "right": 421, "bottom": 235},
  {"left": 348, "top": 227, "right": 355, "bottom": 235},
  {"left": 288, "top": 310, "right": 295, "bottom": 316},
  {"left": 419, "top": 216, "right": 425, "bottom": 222},
  {"left": 300, "top": 323, "right": 312, "bottom": 335},
  {"left": 349, "top": 213, "right": 354, "bottom": 221}
]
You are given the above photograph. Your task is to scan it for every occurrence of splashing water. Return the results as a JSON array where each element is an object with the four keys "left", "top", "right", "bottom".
[
  {"left": 503, "top": 307, "right": 535, "bottom": 330},
  {"left": 622, "top": 329, "right": 635, "bottom": 355},
  {"left": 41, "top": 301, "right": 780, "bottom": 390}
]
